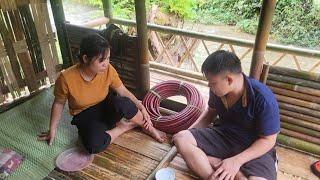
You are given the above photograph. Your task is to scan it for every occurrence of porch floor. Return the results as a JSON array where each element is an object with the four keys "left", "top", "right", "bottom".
[{"left": 45, "top": 69, "right": 319, "bottom": 180}]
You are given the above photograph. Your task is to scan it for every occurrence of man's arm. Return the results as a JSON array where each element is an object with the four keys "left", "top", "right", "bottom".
[
  {"left": 233, "top": 133, "right": 277, "bottom": 164},
  {"left": 189, "top": 106, "right": 217, "bottom": 129},
  {"left": 213, "top": 133, "right": 277, "bottom": 179}
]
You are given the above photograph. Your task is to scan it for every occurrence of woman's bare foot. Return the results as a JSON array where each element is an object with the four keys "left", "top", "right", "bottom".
[
  {"left": 107, "top": 120, "right": 138, "bottom": 144},
  {"left": 142, "top": 126, "right": 167, "bottom": 143}
]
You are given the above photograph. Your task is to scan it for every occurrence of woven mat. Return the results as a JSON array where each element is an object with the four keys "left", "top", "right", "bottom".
[{"left": 0, "top": 88, "right": 77, "bottom": 179}]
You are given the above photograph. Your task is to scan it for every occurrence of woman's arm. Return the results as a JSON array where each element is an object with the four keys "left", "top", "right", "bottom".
[
  {"left": 114, "top": 85, "right": 151, "bottom": 128},
  {"left": 38, "top": 98, "right": 66, "bottom": 145}
]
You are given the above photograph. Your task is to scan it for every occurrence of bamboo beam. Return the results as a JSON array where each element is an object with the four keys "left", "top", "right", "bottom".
[
  {"left": 81, "top": 17, "right": 109, "bottom": 28},
  {"left": 280, "top": 109, "right": 320, "bottom": 125},
  {"left": 111, "top": 18, "right": 320, "bottom": 59},
  {"left": 146, "top": 147, "right": 177, "bottom": 180},
  {"left": 266, "top": 80, "right": 320, "bottom": 97},
  {"left": 281, "top": 128, "right": 320, "bottom": 145},
  {"left": 276, "top": 94, "right": 320, "bottom": 111},
  {"left": 277, "top": 134, "right": 320, "bottom": 156},
  {"left": 250, "top": 0, "right": 277, "bottom": 79},
  {"left": 150, "top": 61, "right": 206, "bottom": 81},
  {"left": 134, "top": 0, "right": 149, "bottom": 99},
  {"left": 268, "top": 74, "right": 320, "bottom": 89},
  {"left": 278, "top": 102, "right": 320, "bottom": 119},
  {"left": 269, "top": 65, "right": 320, "bottom": 82},
  {"left": 280, "top": 114, "right": 320, "bottom": 131},
  {"left": 270, "top": 86, "right": 320, "bottom": 103},
  {"left": 281, "top": 122, "right": 320, "bottom": 138}
]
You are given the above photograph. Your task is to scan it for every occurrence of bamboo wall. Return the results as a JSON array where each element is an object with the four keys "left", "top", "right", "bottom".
[
  {"left": 263, "top": 65, "right": 320, "bottom": 156},
  {"left": 0, "top": 0, "right": 59, "bottom": 106}
]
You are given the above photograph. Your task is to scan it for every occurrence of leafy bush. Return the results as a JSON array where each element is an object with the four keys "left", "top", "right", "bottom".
[{"left": 70, "top": 0, "right": 320, "bottom": 48}]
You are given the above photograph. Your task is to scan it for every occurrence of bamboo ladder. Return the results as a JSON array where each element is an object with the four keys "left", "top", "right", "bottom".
[{"left": 0, "top": 0, "right": 59, "bottom": 106}]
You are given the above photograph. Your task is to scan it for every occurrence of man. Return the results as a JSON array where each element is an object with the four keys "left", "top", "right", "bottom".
[{"left": 173, "top": 50, "right": 280, "bottom": 180}]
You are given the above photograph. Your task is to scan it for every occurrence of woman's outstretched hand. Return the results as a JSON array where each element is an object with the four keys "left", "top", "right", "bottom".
[{"left": 37, "top": 130, "right": 56, "bottom": 146}]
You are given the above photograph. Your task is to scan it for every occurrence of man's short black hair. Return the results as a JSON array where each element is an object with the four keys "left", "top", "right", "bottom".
[
  {"left": 201, "top": 50, "right": 242, "bottom": 75},
  {"left": 79, "top": 34, "right": 110, "bottom": 64}
]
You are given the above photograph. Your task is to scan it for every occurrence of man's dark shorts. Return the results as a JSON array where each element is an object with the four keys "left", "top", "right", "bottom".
[{"left": 189, "top": 127, "right": 277, "bottom": 180}]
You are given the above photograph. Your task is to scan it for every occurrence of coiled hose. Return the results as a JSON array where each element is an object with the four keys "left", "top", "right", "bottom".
[{"left": 142, "top": 80, "right": 205, "bottom": 134}]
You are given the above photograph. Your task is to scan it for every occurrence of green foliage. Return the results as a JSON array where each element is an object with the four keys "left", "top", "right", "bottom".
[
  {"left": 193, "top": 0, "right": 319, "bottom": 48},
  {"left": 149, "top": 0, "right": 197, "bottom": 19},
  {"left": 271, "top": 0, "right": 320, "bottom": 48},
  {"left": 70, "top": 0, "right": 320, "bottom": 48}
]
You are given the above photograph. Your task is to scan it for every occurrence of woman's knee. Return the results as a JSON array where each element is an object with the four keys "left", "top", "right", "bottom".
[
  {"left": 113, "top": 96, "right": 138, "bottom": 120},
  {"left": 81, "top": 132, "right": 111, "bottom": 154}
]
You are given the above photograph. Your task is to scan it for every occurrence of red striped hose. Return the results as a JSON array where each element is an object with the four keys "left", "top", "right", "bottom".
[{"left": 142, "top": 80, "right": 205, "bottom": 134}]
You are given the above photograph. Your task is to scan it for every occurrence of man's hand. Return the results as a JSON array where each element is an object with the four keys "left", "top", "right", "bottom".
[
  {"left": 213, "top": 157, "right": 242, "bottom": 180},
  {"left": 37, "top": 129, "right": 56, "bottom": 146}
]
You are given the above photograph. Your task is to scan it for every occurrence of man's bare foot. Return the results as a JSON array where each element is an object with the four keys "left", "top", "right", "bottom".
[
  {"left": 207, "top": 156, "right": 221, "bottom": 170},
  {"left": 142, "top": 126, "right": 167, "bottom": 143}
]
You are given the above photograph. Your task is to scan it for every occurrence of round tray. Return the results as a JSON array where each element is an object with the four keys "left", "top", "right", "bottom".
[{"left": 56, "top": 148, "right": 94, "bottom": 172}]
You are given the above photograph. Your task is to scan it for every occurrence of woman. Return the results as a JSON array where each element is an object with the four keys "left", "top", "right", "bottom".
[{"left": 38, "top": 34, "right": 166, "bottom": 154}]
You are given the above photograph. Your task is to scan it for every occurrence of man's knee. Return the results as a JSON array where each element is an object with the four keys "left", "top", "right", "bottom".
[
  {"left": 248, "top": 177, "right": 267, "bottom": 180},
  {"left": 173, "top": 130, "right": 196, "bottom": 148}
]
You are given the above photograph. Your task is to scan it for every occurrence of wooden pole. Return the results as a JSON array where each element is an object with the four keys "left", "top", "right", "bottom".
[
  {"left": 134, "top": 0, "right": 149, "bottom": 99},
  {"left": 250, "top": 0, "right": 277, "bottom": 80},
  {"left": 50, "top": 0, "right": 72, "bottom": 68}
]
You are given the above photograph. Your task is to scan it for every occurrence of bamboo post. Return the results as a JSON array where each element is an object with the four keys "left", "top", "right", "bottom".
[
  {"left": 134, "top": 0, "right": 150, "bottom": 99},
  {"left": 250, "top": 0, "right": 277, "bottom": 80},
  {"left": 102, "top": 0, "right": 112, "bottom": 20},
  {"left": 260, "top": 63, "right": 270, "bottom": 84},
  {"left": 50, "top": 0, "right": 72, "bottom": 68}
]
